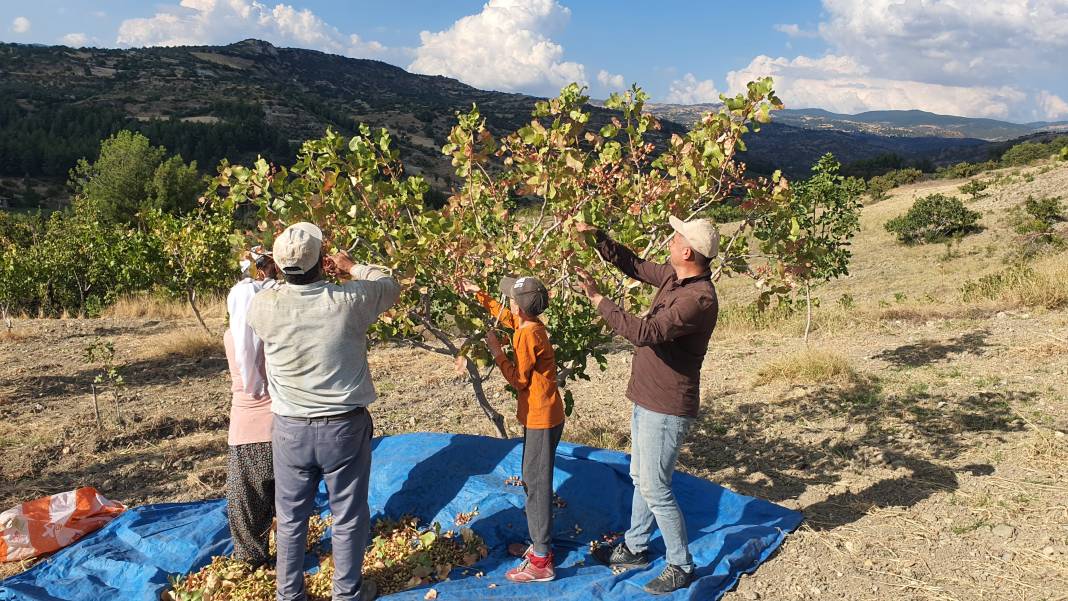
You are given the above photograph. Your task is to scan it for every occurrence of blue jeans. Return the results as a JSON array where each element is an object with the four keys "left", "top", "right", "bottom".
[
  {"left": 273, "top": 410, "right": 373, "bottom": 601},
  {"left": 624, "top": 404, "right": 695, "bottom": 570}
]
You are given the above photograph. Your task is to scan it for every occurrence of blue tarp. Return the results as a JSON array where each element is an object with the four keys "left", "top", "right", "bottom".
[{"left": 1, "top": 433, "right": 801, "bottom": 600}]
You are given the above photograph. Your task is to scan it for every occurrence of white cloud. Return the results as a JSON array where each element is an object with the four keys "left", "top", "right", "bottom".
[
  {"left": 408, "top": 0, "right": 587, "bottom": 95},
  {"left": 664, "top": 73, "right": 721, "bottom": 105},
  {"left": 722, "top": 1, "right": 1068, "bottom": 121},
  {"left": 597, "top": 69, "right": 625, "bottom": 90},
  {"left": 61, "top": 33, "right": 89, "bottom": 47},
  {"left": 818, "top": 0, "right": 1068, "bottom": 87},
  {"left": 12, "top": 16, "right": 30, "bottom": 33},
  {"left": 725, "top": 54, "right": 1028, "bottom": 119},
  {"left": 774, "top": 23, "right": 818, "bottom": 38},
  {"left": 1036, "top": 91, "right": 1068, "bottom": 120},
  {"left": 115, "top": 0, "right": 391, "bottom": 60}
]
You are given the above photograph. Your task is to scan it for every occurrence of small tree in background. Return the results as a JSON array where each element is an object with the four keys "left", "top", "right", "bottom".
[
  {"left": 959, "top": 179, "right": 989, "bottom": 201},
  {"left": 143, "top": 202, "right": 238, "bottom": 334},
  {"left": 885, "top": 193, "right": 982, "bottom": 244},
  {"left": 754, "top": 154, "right": 863, "bottom": 342}
]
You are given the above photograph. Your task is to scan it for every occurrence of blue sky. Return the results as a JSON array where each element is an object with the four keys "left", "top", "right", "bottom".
[{"left": 3, "top": 1, "right": 1067, "bottom": 122}]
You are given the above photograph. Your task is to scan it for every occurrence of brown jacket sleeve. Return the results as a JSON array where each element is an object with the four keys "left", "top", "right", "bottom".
[
  {"left": 596, "top": 294, "right": 712, "bottom": 347},
  {"left": 594, "top": 230, "right": 674, "bottom": 287},
  {"left": 475, "top": 290, "right": 517, "bottom": 329}
]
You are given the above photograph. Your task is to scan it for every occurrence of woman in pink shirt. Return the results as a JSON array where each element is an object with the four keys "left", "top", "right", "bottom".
[{"left": 223, "top": 248, "right": 278, "bottom": 567}]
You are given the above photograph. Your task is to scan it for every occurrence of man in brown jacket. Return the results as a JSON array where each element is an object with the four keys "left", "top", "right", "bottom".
[{"left": 576, "top": 216, "right": 719, "bottom": 595}]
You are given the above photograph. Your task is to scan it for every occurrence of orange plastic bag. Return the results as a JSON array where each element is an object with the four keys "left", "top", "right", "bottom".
[{"left": 0, "top": 487, "right": 126, "bottom": 562}]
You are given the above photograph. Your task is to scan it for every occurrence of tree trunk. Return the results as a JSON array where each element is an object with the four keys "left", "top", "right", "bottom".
[
  {"left": 804, "top": 283, "right": 813, "bottom": 345},
  {"left": 75, "top": 273, "right": 86, "bottom": 318},
  {"left": 91, "top": 383, "right": 102, "bottom": 430},
  {"left": 187, "top": 287, "right": 211, "bottom": 335},
  {"left": 112, "top": 390, "right": 125, "bottom": 427},
  {"left": 464, "top": 357, "right": 507, "bottom": 438}
]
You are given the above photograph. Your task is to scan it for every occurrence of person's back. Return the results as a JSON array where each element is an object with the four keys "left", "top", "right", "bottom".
[
  {"left": 247, "top": 222, "right": 396, "bottom": 601},
  {"left": 250, "top": 273, "right": 397, "bottom": 417}
]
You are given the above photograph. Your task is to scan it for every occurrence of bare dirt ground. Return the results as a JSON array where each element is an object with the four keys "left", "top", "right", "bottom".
[{"left": 2, "top": 162, "right": 1066, "bottom": 599}]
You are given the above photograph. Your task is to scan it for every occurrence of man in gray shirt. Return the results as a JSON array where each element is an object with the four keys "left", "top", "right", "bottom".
[{"left": 248, "top": 222, "right": 399, "bottom": 601}]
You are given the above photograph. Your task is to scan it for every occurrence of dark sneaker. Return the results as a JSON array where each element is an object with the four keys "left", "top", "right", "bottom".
[
  {"left": 643, "top": 564, "right": 694, "bottom": 595},
  {"left": 359, "top": 577, "right": 378, "bottom": 601},
  {"left": 591, "top": 542, "right": 650, "bottom": 570}
]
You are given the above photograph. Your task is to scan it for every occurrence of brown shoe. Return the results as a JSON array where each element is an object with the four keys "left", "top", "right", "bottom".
[{"left": 508, "top": 542, "right": 530, "bottom": 557}]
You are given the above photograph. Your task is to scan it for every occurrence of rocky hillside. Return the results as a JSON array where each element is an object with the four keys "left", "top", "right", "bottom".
[{"left": 0, "top": 38, "right": 1052, "bottom": 201}]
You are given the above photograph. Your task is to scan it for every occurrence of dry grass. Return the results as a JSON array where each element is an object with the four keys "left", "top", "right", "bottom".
[
  {"left": 753, "top": 348, "right": 857, "bottom": 386},
  {"left": 961, "top": 255, "right": 1068, "bottom": 309},
  {"left": 142, "top": 328, "right": 223, "bottom": 359},
  {"left": 0, "top": 328, "right": 29, "bottom": 342},
  {"left": 102, "top": 293, "right": 226, "bottom": 321}
]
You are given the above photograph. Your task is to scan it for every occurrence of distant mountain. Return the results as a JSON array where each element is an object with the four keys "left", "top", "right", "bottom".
[
  {"left": 0, "top": 39, "right": 1060, "bottom": 206},
  {"left": 643, "top": 103, "right": 1068, "bottom": 141}
]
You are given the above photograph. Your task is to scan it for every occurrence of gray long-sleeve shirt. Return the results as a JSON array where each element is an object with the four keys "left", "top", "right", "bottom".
[{"left": 247, "top": 265, "right": 400, "bottom": 417}]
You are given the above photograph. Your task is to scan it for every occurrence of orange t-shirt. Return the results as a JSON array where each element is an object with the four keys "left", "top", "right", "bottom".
[{"left": 476, "top": 291, "right": 565, "bottom": 429}]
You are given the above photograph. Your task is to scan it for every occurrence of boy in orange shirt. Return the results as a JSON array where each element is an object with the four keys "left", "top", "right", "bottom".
[{"left": 463, "top": 275, "right": 565, "bottom": 582}]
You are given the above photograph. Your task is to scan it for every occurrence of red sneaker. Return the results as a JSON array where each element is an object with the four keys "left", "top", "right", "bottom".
[{"left": 505, "top": 549, "right": 555, "bottom": 583}]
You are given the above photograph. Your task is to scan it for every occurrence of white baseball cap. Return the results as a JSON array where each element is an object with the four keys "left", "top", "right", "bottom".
[
  {"left": 669, "top": 216, "right": 719, "bottom": 259},
  {"left": 272, "top": 222, "right": 323, "bottom": 275}
]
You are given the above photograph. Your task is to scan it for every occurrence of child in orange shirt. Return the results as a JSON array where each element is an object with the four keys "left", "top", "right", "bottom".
[{"left": 463, "top": 275, "right": 565, "bottom": 582}]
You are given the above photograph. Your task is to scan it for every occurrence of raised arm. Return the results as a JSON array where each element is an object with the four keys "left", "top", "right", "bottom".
[
  {"left": 473, "top": 290, "right": 518, "bottom": 330},
  {"left": 488, "top": 328, "right": 537, "bottom": 392},
  {"left": 348, "top": 264, "right": 401, "bottom": 316},
  {"left": 580, "top": 225, "right": 673, "bottom": 287},
  {"left": 595, "top": 294, "right": 715, "bottom": 347}
]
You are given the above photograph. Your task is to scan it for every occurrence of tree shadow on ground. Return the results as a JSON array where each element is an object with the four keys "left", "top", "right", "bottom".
[
  {"left": 873, "top": 330, "right": 991, "bottom": 367},
  {"left": 4, "top": 353, "right": 227, "bottom": 415},
  {"left": 678, "top": 375, "right": 1025, "bottom": 531}
]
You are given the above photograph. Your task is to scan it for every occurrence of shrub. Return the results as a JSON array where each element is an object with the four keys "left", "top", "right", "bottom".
[
  {"left": 1008, "top": 195, "right": 1063, "bottom": 233},
  {"left": 866, "top": 167, "right": 923, "bottom": 202},
  {"left": 936, "top": 161, "right": 998, "bottom": 180},
  {"left": 885, "top": 193, "right": 982, "bottom": 244},
  {"left": 1007, "top": 195, "right": 1065, "bottom": 258},
  {"left": 1001, "top": 141, "right": 1051, "bottom": 166},
  {"left": 1000, "top": 135, "right": 1068, "bottom": 166}
]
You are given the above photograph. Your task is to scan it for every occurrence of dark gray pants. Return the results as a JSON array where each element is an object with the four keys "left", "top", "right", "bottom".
[
  {"left": 226, "top": 442, "right": 275, "bottom": 566},
  {"left": 273, "top": 410, "right": 373, "bottom": 601},
  {"left": 522, "top": 422, "right": 564, "bottom": 555}
]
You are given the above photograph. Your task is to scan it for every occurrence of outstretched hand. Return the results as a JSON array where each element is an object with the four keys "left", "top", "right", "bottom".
[
  {"left": 485, "top": 330, "right": 504, "bottom": 358},
  {"left": 329, "top": 250, "right": 355, "bottom": 276},
  {"left": 574, "top": 221, "right": 597, "bottom": 234},
  {"left": 460, "top": 279, "right": 481, "bottom": 294},
  {"left": 574, "top": 267, "right": 604, "bottom": 307}
]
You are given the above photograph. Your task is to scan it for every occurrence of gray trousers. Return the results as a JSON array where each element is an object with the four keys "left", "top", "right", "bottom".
[
  {"left": 226, "top": 442, "right": 275, "bottom": 566},
  {"left": 273, "top": 410, "right": 373, "bottom": 601},
  {"left": 522, "top": 422, "right": 564, "bottom": 555}
]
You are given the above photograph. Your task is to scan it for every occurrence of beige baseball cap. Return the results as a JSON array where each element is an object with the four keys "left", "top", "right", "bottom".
[
  {"left": 272, "top": 222, "right": 323, "bottom": 275},
  {"left": 669, "top": 216, "right": 719, "bottom": 259}
]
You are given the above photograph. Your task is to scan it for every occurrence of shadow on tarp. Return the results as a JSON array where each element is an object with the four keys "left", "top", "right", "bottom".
[{"left": 0, "top": 433, "right": 802, "bottom": 601}]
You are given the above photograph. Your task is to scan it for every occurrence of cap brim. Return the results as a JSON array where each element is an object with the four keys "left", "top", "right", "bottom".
[
  {"left": 669, "top": 215, "right": 686, "bottom": 235},
  {"left": 498, "top": 276, "right": 517, "bottom": 297}
]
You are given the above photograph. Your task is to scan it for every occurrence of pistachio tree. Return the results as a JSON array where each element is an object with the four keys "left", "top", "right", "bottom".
[{"left": 211, "top": 78, "right": 813, "bottom": 437}]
